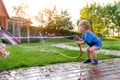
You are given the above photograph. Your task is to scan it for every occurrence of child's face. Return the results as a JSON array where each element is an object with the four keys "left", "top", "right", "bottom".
[{"left": 79, "top": 25, "right": 86, "bottom": 33}]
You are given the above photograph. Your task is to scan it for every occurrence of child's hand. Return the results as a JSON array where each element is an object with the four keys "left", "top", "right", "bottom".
[
  {"left": 74, "top": 35, "right": 82, "bottom": 41},
  {"left": 76, "top": 41, "right": 82, "bottom": 44}
]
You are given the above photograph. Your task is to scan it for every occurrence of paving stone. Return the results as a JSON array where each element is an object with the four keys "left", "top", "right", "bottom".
[{"left": 1, "top": 58, "right": 120, "bottom": 80}]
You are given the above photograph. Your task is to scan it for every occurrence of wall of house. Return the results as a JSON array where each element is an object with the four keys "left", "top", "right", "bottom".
[
  {"left": 0, "top": 17, "right": 7, "bottom": 29},
  {"left": 0, "top": 0, "right": 9, "bottom": 29}
]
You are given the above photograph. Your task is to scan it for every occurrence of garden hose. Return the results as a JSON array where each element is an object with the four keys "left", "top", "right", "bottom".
[
  {"left": 54, "top": 36, "right": 83, "bottom": 59},
  {"left": 55, "top": 44, "right": 82, "bottom": 59}
]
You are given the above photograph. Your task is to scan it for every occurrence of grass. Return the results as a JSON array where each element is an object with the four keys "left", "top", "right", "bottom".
[
  {"left": 0, "top": 38, "right": 119, "bottom": 72},
  {"left": 66, "top": 38, "right": 120, "bottom": 50},
  {"left": 102, "top": 39, "right": 120, "bottom": 50}
]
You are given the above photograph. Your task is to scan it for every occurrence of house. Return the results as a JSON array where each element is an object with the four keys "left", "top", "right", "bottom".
[
  {"left": 0, "top": 0, "right": 32, "bottom": 44},
  {"left": 0, "top": 0, "right": 21, "bottom": 44},
  {"left": 0, "top": 0, "right": 9, "bottom": 29},
  {"left": 9, "top": 17, "right": 32, "bottom": 43}
]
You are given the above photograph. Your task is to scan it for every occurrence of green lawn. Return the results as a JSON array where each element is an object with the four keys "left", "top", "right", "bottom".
[
  {"left": 67, "top": 38, "right": 120, "bottom": 50},
  {"left": 102, "top": 40, "right": 120, "bottom": 50},
  {"left": 0, "top": 38, "right": 119, "bottom": 72}
]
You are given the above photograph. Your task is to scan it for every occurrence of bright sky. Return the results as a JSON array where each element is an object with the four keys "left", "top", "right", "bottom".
[{"left": 3, "top": 0, "right": 116, "bottom": 27}]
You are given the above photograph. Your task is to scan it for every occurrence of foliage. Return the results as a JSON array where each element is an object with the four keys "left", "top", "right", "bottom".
[
  {"left": 35, "top": 6, "right": 74, "bottom": 35},
  {"left": 101, "top": 2, "right": 119, "bottom": 36},
  {"left": 79, "top": 3, "right": 104, "bottom": 36},
  {"left": 12, "top": 4, "right": 75, "bottom": 37},
  {"left": 12, "top": 1, "right": 29, "bottom": 18},
  {"left": 79, "top": 1, "right": 120, "bottom": 37}
]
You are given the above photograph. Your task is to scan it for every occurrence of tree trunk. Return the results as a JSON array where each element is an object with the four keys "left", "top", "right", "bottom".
[
  {"left": 27, "top": 26, "right": 30, "bottom": 43},
  {"left": 107, "top": 26, "right": 109, "bottom": 37},
  {"left": 118, "top": 28, "right": 119, "bottom": 37}
]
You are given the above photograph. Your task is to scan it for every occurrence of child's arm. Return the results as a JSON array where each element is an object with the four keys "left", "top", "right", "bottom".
[
  {"left": 74, "top": 35, "right": 83, "bottom": 41},
  {"left": 76, "top": 41, "right": 86, "bottom": 45}
]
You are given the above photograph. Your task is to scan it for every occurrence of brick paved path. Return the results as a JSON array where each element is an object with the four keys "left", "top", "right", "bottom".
[{"left": 0, "top": 58, "right": 120, "bottom": 80}]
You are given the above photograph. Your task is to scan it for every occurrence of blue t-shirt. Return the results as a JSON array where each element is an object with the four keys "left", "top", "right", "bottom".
[{"left": 82, "top": 31, "right": 102, "bottom": 47}]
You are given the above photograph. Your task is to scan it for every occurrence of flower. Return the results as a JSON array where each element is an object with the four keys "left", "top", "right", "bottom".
[
  {"left": 2, "top": 51, "right": 9, "bottom": 58},
  {"left": 0, "top": 43, "right": 6, "bottom": 48},
  {"left": 0, "top": 43, "right": 10, "bottom": 58}
]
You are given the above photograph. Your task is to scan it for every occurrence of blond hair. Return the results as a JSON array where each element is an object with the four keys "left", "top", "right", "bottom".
[{"left": 78, "top": 20, "right": 90, "bottom": 29}]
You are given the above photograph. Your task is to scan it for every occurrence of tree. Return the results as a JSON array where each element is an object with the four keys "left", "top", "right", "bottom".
[
  {"left": 112, "top": 1, "right": 120, "bottom": 36},
  {"left": 79, "top": 1, "right": 120, "bottom": 37},
  {"left": 54, "top": 10, "right": 73, "bottom": 31},
  {"left": 12, "top": 1, "right": 29, "bottom": 18},
  {"left": 79, "top": 3, "right": 104, "bottom": 36},
  {"left": 35, "top": 6, "right": 73, "bottom": 35},
  {"left": 101, "top": 1, "right": 120, "bottom": 36}
]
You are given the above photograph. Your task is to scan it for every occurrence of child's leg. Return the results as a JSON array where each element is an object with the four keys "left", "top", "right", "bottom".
[
  {"left": 86, "top": 46, "right": 91, "bottom": 59},
  {"left": 90, "top": 46, "right": 100, "bottom": 59},
  {"left": 83, "top": 47, "right": 91, "bottom": 63}
]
